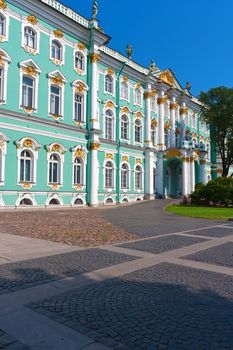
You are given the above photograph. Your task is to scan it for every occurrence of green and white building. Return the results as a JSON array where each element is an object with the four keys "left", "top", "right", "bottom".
[{"left": 0, "top": 0, "right": 217, "bottom": 207}]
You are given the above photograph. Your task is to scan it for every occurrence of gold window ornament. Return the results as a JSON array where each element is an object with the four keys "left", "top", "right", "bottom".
[
  {"left": 106, "top": 100, "right": 114, "bottom": 108},
  {"left": 23, "top": 139, "right": 33, "bottom": 148},
  {"left": 135, "top": 111, "right": 143, "bottom": 119},
  {"left": 123, "top": 75, "right": 128, "bottom": 82},
  {"left": 121, "top": 106, "right": 130, "bottom": 113},
  {"left": 151, "top": 119, "right": 157, "bottom": 128},
  {"left": 164, "top": 121, "right": 171, "bottom": 130},
  {"left": 90, "top": 143, "right": 100, "bottom": 150},
  {"left": 165, "top": 148, "right": 182, "bottom": 159},
  {"left": 159, "top": 70, "right": 174, "bottom": 86},
  {"left": 122, "top": 156, "right": 129, "bottom": 162},
  {"left": 75, "top": 149, "right": 85, "bottom": 159},
  {"left": 107, "top": 67, "right": 114, "bottom": 75},
  {"left": 52, "top": 144, "right": 60, "bottom": 152},
  {"left": 136, "top": 158, "right": 142, "bottom": 164},
  {"left": 27, "top": 15, "right": 38, "bottom": 26},
  {"left": 90, "top": 53, "right": 100, "bottom": 63},
  {"left": 0, "top": 0, "right": 7, "bottom": 10},
  {"left": 77, "top": 42, "right": 86, "bottom": 51},
  {"left": 106, "top": 153, "right": 114, "bottom": 160},
  {"left": 23, "top": 66, "right": 37, "bottom": 77},
  {"left": 75, "top": 82, "right": 86, "bottom": 93},
  {"left": 53, "top": 29, "right": 64, "bottom": 38}
]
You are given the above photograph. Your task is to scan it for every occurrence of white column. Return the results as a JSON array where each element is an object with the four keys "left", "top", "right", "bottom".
[
  {"left": 156, "top": 153, "right": 164, "bottom": 197},
  {"left": 182, "top": 156, "right": 188, "bottom": 195},
  {"left": 90, "top": 143, "right": 99, "bottom": 206},
  {"left": 170, "top": 97, "right": 177, "bottom": 148},
  {"left": 144, "top": 85, "right": 152, "bottom": 147},
  {"left": 157, "top": 91, "right": 166, "bottom": 151},
  {"left": 145, "top": 149, "right": 154, "bottom": 199},
  {"left": 180, "top": 102, "right": 187, "bottom": 143},
  {"left": 200, "top": 155, "right": 207, "bottom": 184},
  {"left": 90, "top": 52, "right": 100, "bottom": 130},
  {"left": 190, "top": 158, "right": 195, "bottom": 193}
]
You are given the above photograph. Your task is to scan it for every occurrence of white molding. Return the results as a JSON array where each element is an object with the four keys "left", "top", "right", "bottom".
[
  {"left": 21, "top": 20, "right": 40, "bottom": 55},
  {"left": 0, "top": 9, "right": 10, "bottom": 41},
  {"left": 49, "top": 36, "right": 65, "bottom": 66}
]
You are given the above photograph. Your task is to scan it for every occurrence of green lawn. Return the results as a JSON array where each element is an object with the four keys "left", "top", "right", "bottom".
[{"left": 166, "top": 204, "right": 233, "bottom": 220}]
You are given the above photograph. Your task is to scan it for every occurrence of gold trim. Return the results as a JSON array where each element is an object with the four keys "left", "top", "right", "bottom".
[
  {"left": 106, "top": 100, "right": 114, "bottom": 108},
  {"left": 22, "top": 183, "right": 32, "bottom": 190},
  {"left": 90, "top": 143, "right": 100, "bottom": 150},
  {"left": 54, "top": 29, "right": 64, "bottom": 38},
  {"left": 77, "top": 42, "right": 86, "bottom": 51},
  {"left": 122, "top": 156, "right": 129, "bottom": 162},
  {"left": 180, "top": 107, "right": 188, "bottom": 115},
  {"left": 27, "top": 15, "right": 38, "bottom": 25},
  {"left": 170, "top": 102, "right": 178, "bottom": 110},
  {"left": 121, "top": 106, "right": 130, "bottom": 114},
  {"left": 0, "top": 0, "right": 7, "bottom": 10},
  {"left": 123, "top": 75, "right": 128, "bottom": 82},
  {"left": 75, "top": 82, "right": 86, "bottom": 93},
  {"left": 23, "top": 66, "right": 37, "bottom": 77},
  {"left": 90, "top": 53, "right": 100, "bottom": 63},
  {"left": 159, "top": 70, "right": 174, "bottom": 86},
  {"left": 165, "top": 148, "right": 182, "bottom": 159},
  {"left": 151, "top": 118, "right": 157, "bottom": 128},
  {"left": 75, "top": 149, "right": 85, "bottom": 159},
  {"left": 51, "top": 76, "right": 63, "bottom": 86},
  {"left": 135, "top": 158, "right": 142, "bottom": 164},
  {"left": 52, "top": 144, "right": 60, "bottom": 152},
  {"left": 107, "top": 67, "right": 114, "bottom": 75},
  {"left": 157, "top": 97, "right": 167, "bottom": 105},
  {"left": 23, "top": 139, "right": 33, "bottom": 148},
  {"left": 51, "top": 184, "right": 60, "bottom": 190},
  {"left": 106, "top": 153, "right": 114, "bottom": 160}
]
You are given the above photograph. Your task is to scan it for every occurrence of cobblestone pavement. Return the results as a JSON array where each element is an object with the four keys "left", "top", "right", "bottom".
[
  {"left": 29, "top": 263, "right": 233, "bottom": 350},
  {"left": 183, "top": 242, "right": 233, "bottom": 268},
  {"left": 0, "top": 329, "right": 30, "bottom": 350},
  {"left": 1, "top": 201, "right": 233, "bottom": 349},
  {"left": 0, "top": 249, "right": 138, "bottom": 294},
  {"left": 117, "top": 235, "right": 208, "bottom": 254}
]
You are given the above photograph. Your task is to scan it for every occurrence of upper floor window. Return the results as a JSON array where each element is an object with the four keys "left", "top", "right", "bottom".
[
  {"left": 105, "top": 75, "right": 113, "bottom": 94},
  {"left": 73, "top": 157, "right": 83, "bottom": 185},
  {"left": 24, "top": 27, "right": 36, "bottom": 49},
  {"left": 49, "top": 153, "right": 61, "bottom": 184},
  {"left": 135, "top": 165, "right": 143, "bottom": 190},
  {"left": 74, "top": 93, "right": 84, "bottom": 122},
  {"left": 75, "top": 52, "right": 85, "bottom": 71},
  {"left": 0, "top": 67, "right": 4, "bottom": 101},
  {"left": 150, "top": 96, "right": 156, "bottom": 112},
  {"left": 135, "top": 119, "right": 142, "bottom": 143},
  {"left": 151, "top": 125, "right": 157, "bottom": 146},
  {"left": 0, "top": 14, "right": 6, "bottom": 36},
  {"left": 165, "top": 129, "right": 169, "bottom": 148},
  {"left": 21, "top": 76, "right": 34, "bottom": 109},
  {"left": 121, "top": 81, "right": 129, "bottom": 100},
  {"left": 20, "top": 150, "right": 33, "bottom": 183},
  {"left": 51, "top": 40, "right": 62, "bottom": 61},
  {"left": 121, "top": 114, "right": 129, "bottom": 140},
  {"left": 135, "top": 88, "right": 141, "bottom": 105},
  {"left": 121, "top": 163, "right": 129, "bottom": 189},
  {"left": 50, "top": 85, "right": 61, "bottom": 116},
  {"left": 105, "top": 109, "right": 114, "bottom": 140},
  {"left": 105, "top": 161, "right": 114, "bottom": 188}
]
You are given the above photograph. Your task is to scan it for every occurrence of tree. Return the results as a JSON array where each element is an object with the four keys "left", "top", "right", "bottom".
[{"left": 199, "top": 87, "right": 233, "bottom": 177}]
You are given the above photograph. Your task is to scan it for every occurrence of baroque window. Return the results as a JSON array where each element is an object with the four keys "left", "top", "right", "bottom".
[
  {"left": 121, "top": 114, "right": 129, "bottom": 140},
  {"left": 0, "top": 14, "right": 6, "bottom": 36},
  {"left": 135, "top": 119, "right": 142, "bottom": 143},
  {"left": 0, "top": 67, "right": 4, "bottom": 101},
  {"left": 121, "top": 81, "right": 129, "bottom": 100},
  {"left": 51, "top": 40, "right": 62, "bottom": 61},
  {"left": 134, "top": 88, "right": 141, "bottom": 105},
  {"left": 20, "top": 150, "right": 33, "bottom": 182},
  {"left": 105, "top": 161, "right": 114, "bottom": 188},
  {"left": 24, "top": 27, "right": 36, "bottom": 49},
  {"left": 75, "top": 52, "right": 85, "bottom": 71},
  {"left": 105, "top": 109, "right": 114, "bottom": 140},
  {"left": 49, "top": 153, "right": 61, "bottom": 184},
  {"left": 74, "top": 93, "right": 84, "bottom": 122},
  {"left": 121, "top": 163, "right": 129, "bottom": 189},
  {"left": 105, "top": 75, "right": 113, "bottom": 94},
  {"left": 73, "top": 157, "right": 83, "bottom": 185},
  {"left": 135, "top": 165, "right": 143, "bottom": 190},
  {"left": 50, "top": 85, "right": 61, "bottom": 116},
  {"left": 151, "top": 125, "right": 157, "bottom": 146},
  {"left": 21, "top": 76, "right": 34, "bottom": 109}
]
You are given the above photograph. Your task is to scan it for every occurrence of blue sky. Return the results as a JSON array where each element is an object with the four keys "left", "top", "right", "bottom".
[{"left": 63, "top": 0, "right": 233, "bottom": 97}]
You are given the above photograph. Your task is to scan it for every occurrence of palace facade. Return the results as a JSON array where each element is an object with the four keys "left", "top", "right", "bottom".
[{"left": 0, "top": 0, "right": 219, "bottom": 207}]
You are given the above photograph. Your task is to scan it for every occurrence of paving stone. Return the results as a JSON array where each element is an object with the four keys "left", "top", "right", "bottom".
[
  {"left": 182, "top": 242, "right": 233, "bottom": 267},
  {"left": 0, "top": 249, "right": 138, "bottom": 294},
  {"left": 28, "top": 263, "right": 233, "bottom": 350},
  {"left": 117, "top": 235, "right": 207, "bottom": 254},
  {"left": 183, "top": 227, "right": 233, "bottom": 238}
]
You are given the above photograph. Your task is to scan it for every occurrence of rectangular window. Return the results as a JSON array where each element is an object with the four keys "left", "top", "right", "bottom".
[
  {"left": 74, "top": 94, "right": 83, "bottom": 121},
  {"left": 22, "top": 76, "right": 34, "bottom": 108},
  {"left": 0, "top": 68, "right": 3, "bottom": 101},
  {"left": 50, "top": 85, "right": 61, "bottom": 116},
  {"left": 0, "top": 15, "right": 6, "bottom": 36}
]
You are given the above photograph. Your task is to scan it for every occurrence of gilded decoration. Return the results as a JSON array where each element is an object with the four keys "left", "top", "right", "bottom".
[
  {"left": 135, "top": 111, "right": 142, "bottom": 119},
  {"left": 181, "top": 157, "right": 190, "bottom": 163},
  {"left": 24, "top": 46, "right": 37, "bottom": 55},
  {"left": 164, "top": 121, "right": 171, "bottom": 130},
  {"left": 123, "top": 75, "right": 128, "bottom": 82},
  {"left": 27, "top": 15, "right": 38, "bottom": 25},
  {"left": 54, "top": 29, "right": 63, "bottom": 38},
  {"left": 22, "top": 183, "right": 32, "bottom": 190},
  {"left": 23, "top": 66, "right": 37, "bottom": 77},
  {"left": 200, "top": 159, "right": 206, "bottom": 165},
  {"left": 170, "top": 102, "right": 178, "bottom": 110},
  {"left": 75, "top": 149, "right": 85, "bottom": 159},
  {"left": 136, "top": 82, "right": 141, "bottom": 89},
  {"left": 106, "top": 153, "right": 114, "bottom": 160},
  {"left": 77, "top": 42, "right": 86, "bottom": 51},
  {"left": 0, "top": 36, "right": 6, "bottom": 42},
  {"left": 175, "top": 128, "right": 180, "bottom": 135},
  {"left": 144, "top": 89, "right": 157, "bottom": 99},
  {"left": 24, "top": 107, "right": 33, "bottom": 114},
  {"left": 90, "top": 143, "right": 100, "bottom": 151},
  {"left": 165, "top": 148, "right": 182, "bottom": 159},
  {"left": 52, "top": 144, "right": 60, "bottom": 152},
  {"left": 157, "top": 96, "right": 167, "bottom": 105},
  {"left": 23, "top": 139, "right": 33, "bottom": 148},
  {"left": 159, "top": 70, "right": 174, "bottom": 86},
  {"left": 0, "top": 55, "right": 5, "bottom": 66},
  {"left": 74, "top": 185, "right": 84, "bottom": 191},
  {"left": 106, "top": 100, "right": 114, "bottom": 108},
  {"left": 122, "top": 156, "right": 129, "bottom": 162},
  {"left": 90, "top": 53, "right": 100, "bottom": 63},
  {"left": 52, "top": 76, "right": 63, "bottom": 86},
  {"left": 75, "top": 82, "right": 86, "bottom": 93},
  {"left": 107, "top": 68, "right": 114, "bottom": 75},
  {"left": 136, "top": 158, "right": 142, "bottom": 164},
  {"left": 151, "top": 119, "right": 157, "bottom": 128},
  {"left": 51, "top": 184, "right": 60, "bottom": 190},
  {"left": 0, "top": 140, "right": 5, "bottom": 149},
  {"left": 0, "top": 0, "right": 7, "bottom": 10},
  {"left": 52, "top": 58, "right": 62, "bottom": 66},
  {"left": 51, "top": 114, "right": 61, "bottom": 120},
  {"left": 74, "top": 120, "right": 85, "bottom": 127},
  {"left": 121, "top": 106, "right": 130, "bottom": 113},
  {"left": 180, "top": 107, "right": 188, "bottom": 115}
]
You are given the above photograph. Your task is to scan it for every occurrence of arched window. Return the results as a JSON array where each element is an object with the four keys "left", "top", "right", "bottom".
[
  {"left": 151, "top": 125, "right": 157, "bottom": 146},
  {"left": 75, "top": 52, "right": 85, "bottom": 71},
  {"left": 49, "top": 198, "right": 60, "bottom": 205},
  {"left": 121, "top": 114, "right": 129, "bottom": 140},
  {"left": 74, "top": 198, "right": 83, "bottom": 205},
  {"left": 0, "top": 66, "right": 4, "bottom": 101},
  {"left": 135, "top": 119, "right": 142, "bottom": 143},
  {"left": 105, "top": 161, "right": 114, "bottom": 188},
  {"left": 105, "top": 75, "right": 113, "bottom": 94},
  {"left": 74, "top": 93, "right": 84, "bottom": 121},
  {"left": 135, "top": 165, "right": 143, "bottom": 190},
  {"left": 0, "top": 14, "right": 6, "bottom": 36},
  {"left": 51, "top": 40, "right": 62, "bottom": 60},
  {"left": 73, "top": 157, "right": 83, "bottom": 185},
  {"left": 21, "top": 76, "right": 34, "bottom": 109},
  {"left": 105, "top": 109, "right": 114, "bottom": 140},
  {"left": 121, "top": 163, "right": 129, "bottom": 189},
  {"left": 19, "top": 198, "right": 33, "bottom": 206},
  {"left": 49, "top": 153, "right": 60, "bottom": 184},
  {"left": 135, "top": 88, "right": 141, "bottom": 105},
  {"left": 50, "top": 85, "right": 61, "bottom": 115},
  {"left": 121, "top": 82, "right": 128, "bottom": 100},
  {"left": 24, "top": 27, "right": 36, "bottom": 49},
  {"left": 20, "top": 150, "right": 33, "bottom": 182}
]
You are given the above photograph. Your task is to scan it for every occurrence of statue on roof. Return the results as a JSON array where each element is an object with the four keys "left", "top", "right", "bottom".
[
  {"left": 92, "top": 0, "right": 98, "bottom": 20},
  {"left": 149, "top": 59, "right": 157, "bottom": 73}
]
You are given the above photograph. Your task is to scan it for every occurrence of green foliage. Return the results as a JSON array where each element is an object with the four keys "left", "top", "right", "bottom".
[
  {"left": 199, "top": 87, "right": 233, "bottom": 177},
  {"left": 190, "top": 177, "right": 233, "bottom": 206}
]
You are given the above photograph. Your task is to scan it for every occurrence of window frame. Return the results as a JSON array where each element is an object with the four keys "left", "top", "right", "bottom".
[
  {"left": 121, "top": 162, "right": 130, "bottom": 190},
  {"left": 105, "top": 74, "right": 114, "bottom": 95},
  {"left": 134, "top": 88, "right": 142, "bottom": 106},
  {"left": 0, "top": 10, "right": 9, "bottom": 41},
  {"left": 104, "top": 160, "right": 115, "bottom": 189},
  {"left": 21, "top": 22, "right": 40, "bottom": 54},
  {"left": 120, "top": 81, "right": 129, "bottom": 101},
  {"left": 48, "top": 153, "right": 61, "bottom": 185},
  {"left": 120, "top": 114, "right": 129, "bottom": 141},
  {"left": 50, "top": 38, "right": 64, "bottom": 65},
  {"left": 135, "top": 164, "right": 143, "bottom": 190},
  {"left": 104, "top": 108, "right": 115, "bottom": 141},
  {"left": 134, "top": 118, "right": 142, "bottom": 144},
  {"left": 74, "top": 51, "right": 86, "bottom": 74},
  {"left": 19, "top": 149, "right": 33, "bottom": 183},
  {"left": 0, "top": 50, "right": 11, "bottom": 104}
]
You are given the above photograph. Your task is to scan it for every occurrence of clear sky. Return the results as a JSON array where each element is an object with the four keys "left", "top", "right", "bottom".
[{"left": 62, "top": 0, "right": 233, "bottom": 97}]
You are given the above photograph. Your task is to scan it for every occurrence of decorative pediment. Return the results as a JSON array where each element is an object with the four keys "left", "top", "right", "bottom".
[
  {"left": 121, "top": 106, "right": 131, "bottom": 114},
  {"left": 72, "top": 80, "right": 88, "bottom": 93},
  {"left": 159, "top": 70, "right": 174, "bottom": 86},
  {"left": 48, "top": 70, "right": 67, "bottom": 85},
  {"left": 0, "top": 0, "right": 7, "bottom": 10},
  {"left": 0, "top": 49, "right": 11, "bottom": 65},
  {"left": 19, "top": 59, "right": 41, "bottom": 76},
  {"left": 134, "top": 111, "right": 143, "bottom": 119},
  {"left": 45, "top": 143, "right": 67, "bottom": 155},
  {"left": 15, "top": 137, "right": 41, "bottom": 151},
  {"left": 165, "top": 148, "right": 182, "bottom": 159},
  {"left": 71, "top": 146, "right": 87, "bottom": 160},
  {"left": 27, "top": 15, "right": 38, "bottom": 26},
  {"left": 105, "top": 100, "right": 116, "bottom": 109}
]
